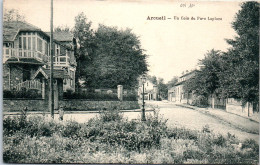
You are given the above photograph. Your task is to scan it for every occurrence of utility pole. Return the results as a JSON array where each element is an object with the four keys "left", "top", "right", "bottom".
[{"left": 50, "top": 0, "right": 54, "bottom": 118}]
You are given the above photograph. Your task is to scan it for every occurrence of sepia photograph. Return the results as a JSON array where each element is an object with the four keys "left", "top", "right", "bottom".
[{"left": 2, "top": 0, "right": 259, "bottom": 164}]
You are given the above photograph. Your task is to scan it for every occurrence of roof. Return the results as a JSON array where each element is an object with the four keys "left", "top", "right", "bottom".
[
  {"left": 174, "top": 81, "right": 185, "bottom": 86},
  {"left": 32, "top": 67, "right": 71, "bottom": 80},
  {"left": 46, "top": 31, "right": 74, "bottom": 42},
  {"left": 5, "top": 58, "right": 44, "bottom": 65},
  {"left": 3, "top": 21, "right": 75, "bottom": 50},
  {"left": 3, "top": 21, "right": 43, "bottom": 42},
  {"left": 179, "top": 70, "right": 198, "bottom": 78}
]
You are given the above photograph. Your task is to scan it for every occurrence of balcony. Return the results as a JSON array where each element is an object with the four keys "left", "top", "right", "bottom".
[{"left": 3, "top": 47, "right": 49, "bottom": 64}]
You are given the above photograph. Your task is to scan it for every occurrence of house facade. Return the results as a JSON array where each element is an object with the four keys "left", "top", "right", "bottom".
[
  {"left": 168, "top": 70, "right": 197, "bottom": 103},
  {"left": 3, "top": 21, "right": 77, "bottom": 102},
  {"left": 138, "top": 78, "right": 158, "bottom": 101}
]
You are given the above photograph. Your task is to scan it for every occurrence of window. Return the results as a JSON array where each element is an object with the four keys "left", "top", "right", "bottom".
[
  {"left": 59, "top": 57, "right": 66, "bottom": 62},
  {"left": 55, "top": 44, "right": 60, "bottom": 56},
  {"left": 37, "top": 38, "right": 42, "bottom": 52},
  {"left": 45, "top": 42, "right": 48, "bottom": 55},
  {"left": 28, "top": 37, "right": 31, "bottom": 50},
  {"left": 23, "top": 37, "right": 27, "bottom": 49},
  {"left": 19, "top": 37, "right": 22, "bottom": 48},
  {"left": 32, "top": 37, "right": 36, "bottom": 50}
]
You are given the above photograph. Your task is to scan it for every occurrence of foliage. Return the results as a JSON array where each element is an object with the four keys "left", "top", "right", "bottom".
[
  {"left": 123, "top": 93, "right": 138, "bottom": 101},
  {"left": 157, "top": 78, "right": 168, "bottom": 99},
  {"left": 221, "top": 2, "right": 259, "bottom": 103},
  {"left": 183, "top": 49, "right": 223, "bottom": 98},
  {"left": 147, "top": 75, "right": 157, "bottom": 85},
  {"left": 54, "top": 25, "right": 70, "bottom": 32},
  {"left": 167, "top": 76, "right": 178, "bottom": 89},
  {"left": 99, "top": 108, "right": 123, "bottom": 122},
  {"left": 3, "top": 89, "right": 42, "bottom": 99},
  {"left": 191, "top": 95, "right": 209, "bottom": 107},
  {"left": 3, "top": 112, "right": 259, "bottom": 164},
  {"left": 63, "top": 90, "right": 119, "bottom": 101},
  {"left": 73, "top": 13, "right": 148, "bottom": 89},
  {"left": 3, "top": 9, "right": 25, "bottom": 22},
  {"left": 63, "top": 90, "right": 137, "bottom": 101},
  {"left": 73, "top": 12, "right": 95, "bottom": 90},
  {"left": 147, "top": 75, "right": 169, "bottom": 100},
  {"left": 183, "top": 2, "right": 259, "bottom": 106},
  {"left": 90, "top": 25, "right": 148, "bottom": 88}
]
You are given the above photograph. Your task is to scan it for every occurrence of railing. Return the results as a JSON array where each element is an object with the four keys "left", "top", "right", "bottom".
[
  {"left": 14, "top": 80, "right": 42, "bottom": 91},
  {"left": 3, "top": 48, "right": 49, "bottom": 63},
  {"left": 50, "top": 56, "right": 70, "bottom": 66}
]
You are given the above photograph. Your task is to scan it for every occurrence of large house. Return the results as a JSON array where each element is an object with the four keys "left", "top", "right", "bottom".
[
  {"left": 168, "top": 70, "right": 198, "bottom": 103},
  {"left": 3, "top": 21, "right": 77, "bottom": 107}
]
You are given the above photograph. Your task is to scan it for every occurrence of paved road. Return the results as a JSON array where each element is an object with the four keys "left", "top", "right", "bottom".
[{"left": 146, "top": 101, "right": 259, "bottom": 142}]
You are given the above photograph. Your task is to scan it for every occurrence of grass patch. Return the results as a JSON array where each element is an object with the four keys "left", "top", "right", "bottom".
[{"left": 3, "top": 109, "right": 259, "bottom": 164}]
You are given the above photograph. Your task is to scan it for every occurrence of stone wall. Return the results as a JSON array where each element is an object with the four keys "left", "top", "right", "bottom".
[
  {"left": 10, "top": 64, "right": 23, "bottom": 90},
  {"left": 3, "top": 99, "right": 48, "bottom": 112},
  {"left": 226, "top": 98, "right": 253, "bottom": 117},
  {"left": 3, "top": 64, "right": 10, "bottom": 90},
  {"left": 3, "top": 99, "right": 140, "bottom": 112},
  {"left": 226, "top": 98, "right": 259, "bottom": 121}
]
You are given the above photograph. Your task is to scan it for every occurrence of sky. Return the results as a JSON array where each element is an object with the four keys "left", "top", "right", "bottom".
[{"left": 3, "top": 0, "right": 241, "bottom": 82}]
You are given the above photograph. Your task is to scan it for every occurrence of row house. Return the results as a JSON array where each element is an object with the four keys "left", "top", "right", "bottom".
[
  {"left": 168, "top": 70, "right": 198, "bottom": 103},
  {"left": 3, "top": 21, "right": 77, "bottom": 107}
]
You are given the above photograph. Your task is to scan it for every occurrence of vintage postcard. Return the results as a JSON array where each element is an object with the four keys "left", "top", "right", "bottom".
[{"left": 2, "top": 0, "right": 259, "bottom": 164}]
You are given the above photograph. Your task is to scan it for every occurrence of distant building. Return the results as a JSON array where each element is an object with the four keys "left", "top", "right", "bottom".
[
  {"left": 168, "top": 70, "right": 198, "bottom": 103},
  {"left": 138, "top": 78, "right": 158, "bottom": 101},
  {"left": 3, "top": 21, "right": 77, "bottom": 108}
]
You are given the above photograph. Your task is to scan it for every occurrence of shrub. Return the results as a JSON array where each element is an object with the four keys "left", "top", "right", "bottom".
[
  {"left": 123, "top": 93, "right": 138, "bottom": 101},
  {"left": 63, "top": 91, "right": 119, "bottom": 101},
  {"left": 3, "top": 89, "right": 41, "bottom": 99},
  {"left": 241, "top": 139, "right": 259, "bottom": 152},
  {"left": 61, "top": 120, "right": 82, "bottom": 138},
  {"left": 99, "top": 108, "right": 123, "bottom": 122},
  {"left": 3, "top": 112, "right": 259, "bottom": 164},
  {"left": 202, "top": 124, "right": 211, "bottom": 133},
  {"left": 166, "top": 127, "right": 199, "bottom": 140},
  {"left": 191, "top": 95, "right": 209, "bottom": 107},
  {"left": 3, "top": 116, "right": 27, "bottom": 135},
  {"left": 213, "top": 134, "right": 227, "bottom": 147}
]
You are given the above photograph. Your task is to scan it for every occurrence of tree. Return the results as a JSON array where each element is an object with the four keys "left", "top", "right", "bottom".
[
  {"left": 223, "top": 2, "right": 259, "bottom": 103},
  {"left": 54, "top": 25, "right": 70, "bottom": 32},
  {"left": 167, "top": 76, "right": 178, "bottom": 89},
  {"left": 184, "top": 2, "right": 259, "bottom": 107},
  {"left": 74, "top": 17, "right": 148, "bottom": 89},
  {"left": 73, "top": 12, "right": 95, "bottom": 89},
  {"left": 157, "top": 78, "right": 168, "bottom": 99},
  {"left": 147, "top": 75, "right": 157, "bottom": 85},
  {"left": 183, "top": 49, "right": 223, "bottom": 98},
  {"left": 3, "top": 9, "right": 25, "bottom": 22},
  {"left": 88, "top": 25, "right": 148, "bottom": 89}
]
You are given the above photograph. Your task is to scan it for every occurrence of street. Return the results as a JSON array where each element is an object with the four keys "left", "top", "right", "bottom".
[{"left": 146, "top": 101, "right": 259, "bottom": 142}]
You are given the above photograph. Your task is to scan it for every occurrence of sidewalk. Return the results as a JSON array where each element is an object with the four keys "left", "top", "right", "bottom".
[{"left": 176, "top": 104, "right": 259, "bottom": 135}]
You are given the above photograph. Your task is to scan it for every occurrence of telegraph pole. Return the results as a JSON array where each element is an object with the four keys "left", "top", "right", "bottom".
[{"left": 50, "top": 0, "right": 54, "bottom": 118}]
